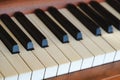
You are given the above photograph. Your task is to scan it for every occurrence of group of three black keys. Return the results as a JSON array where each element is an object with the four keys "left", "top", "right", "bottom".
[{"left": 0, "top": 0, "right": 120, "bottom": 54}]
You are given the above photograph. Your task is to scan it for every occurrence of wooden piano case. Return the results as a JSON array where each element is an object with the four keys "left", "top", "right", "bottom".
[{"left": 0, "top": 0, "right": 120, "bottom": 80}]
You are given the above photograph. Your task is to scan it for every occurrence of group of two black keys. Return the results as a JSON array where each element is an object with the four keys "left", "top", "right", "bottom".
[{"left": 0, "top": 0, "right": 120, "bottom": 54}]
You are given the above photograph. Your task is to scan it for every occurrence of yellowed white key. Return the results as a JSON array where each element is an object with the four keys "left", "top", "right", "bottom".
[
  {"left": 28, "top": 14, "right": 82, "bottom": 73},
  {"left": 101, "top": 28, "right": 120, "bottom": 61},
  {"left": 46, "top": 12, "right": 94, "bottom": 69},
  {"left": 60, "top": 8, "right": 106, "bottom": 66},
  {"left": 16, "top": 14, "right": 70, "bottom": 77},
  {"left": 0, "top": 20, "right": 32, "bottom": 80},
  {"left": 0, "top": 50, "right": 18, "bottom": 80},
  {"left": 101, "top": 2, "right": 120, "bottom": 44},
  {"left": 60, "top": 8, "right": 116, "bottom": 64},
  {"left": 100, "top": 2, "right": 120, "bottom": 41},
  {"left": 13, "top": 16, "right": 59, "bottom": 79},
  {"left": 0, "top": 73, "right": 4, "bottom": 80},
  {"left": 97, "top": 3, "right": 120, "bottom": 61},
  {"left": 0, "top": 34, "right": 32, "bottom": 80},
  {"left": 26, "top": 14, "right": 70, "bottom": 76},
  {"left": 11, "top": 17, "right": 46, "bottom": 80},
  {"left": 0, "top": 19, "right": 45, "bottom": 80},
  {"left": 0, "top": 40, "right": 31, "bottom": 80}
]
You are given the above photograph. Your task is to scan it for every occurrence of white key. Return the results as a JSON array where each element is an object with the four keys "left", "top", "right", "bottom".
[
  {"left": 0, "top": 20, "right": 35, "bottom": 80},
  {"left": 0, "top": 73, "right": 4, "bottom": 80},
  {"left": 60, "top": 8, "right": 106, "bottom": 66},
  {"left": 99, "top": 3, "right": 120, "bottom": 61},
  {"left": 28, "top": 14, "right": 82, "bottom": 73},
  {"left": 59, "top": 8, "right": 116, "bottom": 64},
  {"left": 18, "top": 14, "right": 70, "bottom": 76},
  {"left": 11, "top": 18, "right": 46, "bottom": 80},
  {"left": 27, "top": 14, "right": 70, "bottom": 76},
  {"left": 46, "top": 12, "right": 94, "bottom": 69},
  {"left": 0, "top": 50, "right": 18, "bottom": 80},
  {"left": 101, "top": 29, "right": 120, "bottom": 61},
  {"left": 101, "top": 2, "right": 120, "bottom": 44},
  {"left": 13, "top": 17, "right": 59, "bottom": 79}
]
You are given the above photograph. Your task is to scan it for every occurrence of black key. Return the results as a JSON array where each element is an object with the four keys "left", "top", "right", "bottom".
[
  {"left": 47, "top": 7, "right": 82, "bottom": 40},
  {"left": 0, "top": 25, "right": 19, "bottom": 54},
  {"left": 89, "top": 1, "right": 120, "bottom": 30},
  {"left": 0, "top": 14, "right": 33, "bottom": 50},
  {"left": 14, "top": 12, "right": 48, "bottom": 48},
  {"left": 78, "top": 2, "right": 113, "bottom": 33},
  {"left": 116, "top": 0, "right": 120, "bottom": 3},
  {"left": 106, "top": 0, "right": 120, "bottom": 13},
  {"left": 66, "top": 4, "right": 101, "bottom": 36},
  {"left": 34, "top": 9, "right": 69, "bottom": 43}
]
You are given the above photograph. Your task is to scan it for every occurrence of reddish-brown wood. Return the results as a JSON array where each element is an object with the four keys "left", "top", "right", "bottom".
[
  {"left": 47, "top": 61, "right": 120, "bottom": 80},
  {"left": 0, "top": 0, "right": 104, "bottom": 16}
]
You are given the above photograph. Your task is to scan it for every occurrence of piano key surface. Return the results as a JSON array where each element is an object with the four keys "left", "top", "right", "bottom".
[
  {"left": 59, "top": 8, "right": 116, "bottom": 64},
  {"left": 47, "top": 10, "right": 94, "bottom": 69},
  {"left": 0, "top": 25, "right": 19, "bottom": 54},
  {"left": 0, "top": 41, "right": 32, "bottom": 80},
  {"left": 29, "top": 13, "right": 83, "bottom": 72},
  {"left": 0, "top": 14, "right": 34, "bottom": 51},
  {"left": 47, "top": 7, "right": 82, "bottom": 40},
  {"left": 27, "top": 15, "right": 78, "bottom": 72},
  {"left": 0, "top": 19, "right": 46, "bottom": 80},
  {"left": 13, "top": 16, "right": 59, "bottom": 79},
  {"left": 100, "top": 2, "right": 120, "bottom": 20},
  {"left": 0, "top": 51, "right": 18, "bottom": 80},
  {"left": 15, "top": 14, "right": 71, "bottom": 77},
  {"left": 106, "top": 0, "right": 120, "bottom": 13},
  {"left": 0, "top": 1, "right": 120, "bottom": 80},
  {"left": 61, "top": 10, "right": 106, "bottom": 67},
  {"left": 13, "top": 12, "right": 48, "bottom": 48}
]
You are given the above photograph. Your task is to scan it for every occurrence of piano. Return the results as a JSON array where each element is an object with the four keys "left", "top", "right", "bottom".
[{"left": 0, "top": 0, "right": 120, "bottom": 80}]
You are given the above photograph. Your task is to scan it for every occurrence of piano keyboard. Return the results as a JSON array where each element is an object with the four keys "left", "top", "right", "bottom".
[{"left": 0, "top": 1, "right": 120, "bottom": 80}]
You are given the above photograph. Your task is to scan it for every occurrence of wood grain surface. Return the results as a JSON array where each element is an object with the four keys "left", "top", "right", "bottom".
[
  {"left": 47, "top": 61, "right": 120, "bottom": 80},
  {"left": 0, "top": 0, "right": 104, "bottom": 15}
]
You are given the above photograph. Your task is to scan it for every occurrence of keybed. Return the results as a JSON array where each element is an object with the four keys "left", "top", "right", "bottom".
[{"left": 0, "top": 1, "right": 120, "bottom": 80}]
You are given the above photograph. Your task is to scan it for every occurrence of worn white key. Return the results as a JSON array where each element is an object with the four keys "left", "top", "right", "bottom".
[
  {"left": 27, "top": 14, "right": 70, "bottom": 76},
  {"left": 0, "top": 20, "right": 41, "bottom": 80},
  {"left": 0, "top": 20, "right": 32, "bottom": 80},
  {"left": 60, "top": 8, "right": 106, "bottom": 66},
  {"left": 23, "top": 14, "right": 71, "bottom": 76},
  {"left": 60, "top": 8, "right": 116, "bottom": 64},
  {"left": 13, "top": 16, "right": 59, "bottom": 79},
  {"left": 0, "top": 50, "right": 18, "bottom": 80},
  {"left": 46, "top": 12, "right": 94, "bottom": 69},
  {"left": 11, "top": 17, "right": 46, "bottom": 80},
  {"left": 29, "top": 14, "right": 82, "bottom": 73},
  {"left": 101, "top": 3, "right": 120, "bottom": 42},
  {"left": 101, "top": 29, "right": 120, "bottom": 61},
  {"left": 101, "top": 2, "right": 120, "bottom": 61},
  {"left": 0, "top": 73, "right": 3, "bottom": 80}
]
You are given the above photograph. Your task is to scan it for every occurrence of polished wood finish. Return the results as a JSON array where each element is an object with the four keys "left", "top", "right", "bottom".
[
  {"left": 1, "top": 0, "right": 120, "bottom": 80},
  {"left": 0, "top": 0, "right": 104, "bottom": 16},
  {"left": 47, "top": 61, "right": 120, "bottom": 80}
]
